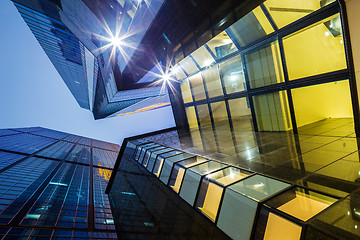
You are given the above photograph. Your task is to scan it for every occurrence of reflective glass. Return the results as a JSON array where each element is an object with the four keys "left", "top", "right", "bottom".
[
  {"left": 179, "top": 57, "right": 199, "bottom": 75},
  {"left": 146, "top": 147, "right": 173, "bottom": 172},
  {"left": 159, "top": 153, "right": 194, "bottom": 184},
  {"left": 195, "top": 167, "right": 251, "bottom": 221},
  {"left": 169, "top": 157, "right": 209, "bottom": 193},
  {"left": 189, "top": 73, "right": 206, "bottom": 101},
  {"left": 196, "top": 104, "right": 212, "bottom": 126},
  {"left": 292, "top": 80, "right": 353, "bottom": 136},
  {"left": 253, "top": 91, "right": 292, "bottom": 131},
  {"left": 152, "top": 150, "right": 182, "bottom": 177},
  {"left": 219, "top": 55, "right": 246, "bottom": 94},
  {"left": 191, "top": 45, "right": 215, "bottom": 69},
  {"left": 228, "top": 98, "right": 251, "bottom": 121},
  {"left": 202, "top": 66, "right": 223, "bottom": 98},
  {"left": 179, "top": 161, "right": 228, "bottom": 205},
  {"left": 284, "top": 14, "right": 346, "bottom": 80},
  {"left": 256, "top": 186, "right": 338, "bottom": 239},
  {"left": 206, "top": 31, "right": 238, "bottom": 59},
  {"left": 266, "top": 187, "right": 338, "bottom": 221},
  {"left": 185, "top": 106, "right": 199, "bottom": 129},
  {"left": 245, "top": 41, "right": 284, "bottom": 89},
  {"left": 172, "top": 64, "right": 187, "bottom": 80},
  {"left": 228, "top": 6, "right": 274, "bottom": 47},
  {"left": 264, "top": 0, "right": 336, "bottom": 29},
  {"left": 180, "top": 79, "right": 193, "bottom": 103},
  {"left": 211, "top": 101, "right": 228, "bottom": 123},
  {"left": 229, "top": 175, "right": 290, "bottom": 201}
]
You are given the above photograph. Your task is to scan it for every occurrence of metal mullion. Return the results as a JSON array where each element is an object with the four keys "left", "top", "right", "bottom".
[
  {"left": 338, "top": 0, "right": 360, "bottom": 137},
  {"left": 156, "top": 152, "right": 185, "bottom": 177},
  {"left": 204, "top": 44, "right": 217, "bottom": 62},
  {"left": 260, "top": 4, "right": 278, "bottom": 31},
  {"left": 166, "top": 155, "right": 198, "bottom": 186},
  {"left": 201, "top": 70, "right": 221, "bottom": 153},
  {"left": 277, "top": 2, "right": 340, "bottom": 39},
  {"left": 188, "top": 77, "right": 208, "bottom": 150},
  {"left": 141, "top": 146, "right": 164, "bottom": 166},
  {"left": 241, "top": 53, "right": 259, "bottom": 132},
  {"left": 277, "top": 36, "right": 298, "bottom": 134},
  {"left": 8, "top": 142, "right": 78, "bottom": 226}
]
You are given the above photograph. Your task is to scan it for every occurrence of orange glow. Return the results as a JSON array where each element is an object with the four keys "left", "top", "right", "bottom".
[
  {"left": 98, "top": 167, "right": 112, "bottom": 181},
  {"left": 116, "top": 102, "right": 170, "bottom": 116}
]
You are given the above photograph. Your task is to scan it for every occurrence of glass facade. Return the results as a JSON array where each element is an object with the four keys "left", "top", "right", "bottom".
[
  {"left": 0, "top": 127, "right": 119, "bottom": 239},
  {"left": 177, "top": 0, "right": 354, "bottom": 140}
]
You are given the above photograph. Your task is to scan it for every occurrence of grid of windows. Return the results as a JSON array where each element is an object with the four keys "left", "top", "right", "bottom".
[
  {"left": 93, "top": 148, "right": 118, "bottom": 169},
  {"left": 92, "top": 139, "right": 120, "bottom": 152},
  {"left": 0, "top": 151, "right": 27, "bottom": 171},
  {"left": 0, "top": 133, "right": 57, "bottom": 154},
  {"left": 77, "top": 137, "right": 92, "bottom": 146},
  {"left": 63, "top": 135, "right": 82, "bottom": 143},
  {"left": 31, "top": 129, "right": 70, "bottom": 140},
  {"left": 22, "top": 163, "right": 89, "bottom": 228},
  {"left": 0, "top": 129, "right": 20, "bottom": 137},
  {"left": 0, "top": 228, "right": 117, "bottom": 239},
  {"left": 177, "top": 0, "right": 353, "bottom": 139},
  {"left": 0, "top": 127, "right": 119, "bottom": 239},
  {"left": 93, "top": 168, "right": 115, "bottom": 230},
  {"left": 36, "top": 141, "right": 75, "bottom": 160},
  {"left": 14, "top": 3, "right": 92, "bottom": 110},
  {"left": 66, "top": 145, "right": 91, "bottom": 165},
  {"left": 0, "top": 157, "right": 58, "bottom": 224}
]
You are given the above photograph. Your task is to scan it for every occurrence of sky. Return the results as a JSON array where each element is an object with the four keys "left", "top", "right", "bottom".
[{"left": 0, "top": 0, "right": 176, "bottom": 144}]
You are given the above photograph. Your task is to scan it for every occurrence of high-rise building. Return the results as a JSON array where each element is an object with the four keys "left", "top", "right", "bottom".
[
  {"left": 0, "top": 127, "right": 119, "bottom": 239},
  {"left": 8, "top": 0, "right": 360, "bottom": 239}
]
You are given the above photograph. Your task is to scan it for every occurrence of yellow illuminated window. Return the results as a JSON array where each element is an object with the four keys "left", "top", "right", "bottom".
[
  {"left": 191, "top": 45, "right": 215, "bottom": 69},
  {"left": 228, "top": 98, "right": 251, "bottom": 120},
  {"left": 292, "top": 80, "right": 353, "bottom": 129},
  {"left": 210, "top": 101, "right": 228, "bottom": 123},
  {"left": 202, "top": 67, "right": 223, "bottom": 98},
  {"left": 206, "top": 31, "right": 238, "bottom": 59},
  {"left": 180, "top": 79, "right": 193, "bottom": 104},
  {"left": 189, "top": 73, "right": 206, "bottom": 101},
  {"left": 219, "top": 55, "right": 246, "bottom": 94},
  {"left": 283, "top": 14, "right": 346, "bottom": 80},
  {"left": 185, "top": 106, "right": 198, "bottom": 129},
  {"left": 196, "top": 104, "right": 212, "bottom": 126}
]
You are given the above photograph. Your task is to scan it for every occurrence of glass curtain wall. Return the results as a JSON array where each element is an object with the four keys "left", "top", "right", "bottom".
[{"left": 176, "top": 0, "right": 354, "bottom": 143}]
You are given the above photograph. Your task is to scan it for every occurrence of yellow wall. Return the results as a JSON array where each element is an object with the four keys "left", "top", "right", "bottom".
[
  {"left": 283, "top": 14, "right": 347, "bottom": 80},
  {"left": 292, "top": 80, "right": 353, "bottom": 127}
]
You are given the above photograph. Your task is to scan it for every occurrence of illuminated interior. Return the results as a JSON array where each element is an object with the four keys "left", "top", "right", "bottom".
[{"left": 177, "top": 0, "right": 353, "bottom": 138}]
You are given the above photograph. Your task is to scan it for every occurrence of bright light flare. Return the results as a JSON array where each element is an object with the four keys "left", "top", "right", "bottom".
[
  {"left": 110, "top": 36, "right": 124, "bottom": 49},
  {"left": 162, "top": 74, "right": 171, "bottom": 82}
]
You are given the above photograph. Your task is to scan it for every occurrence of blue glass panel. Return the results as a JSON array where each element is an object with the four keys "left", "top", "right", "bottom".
[
  {"left": 0, "top": 151, "right": 27, "bottom": 171},
  {"left": 36, "top": 141, "right": 75, "bottom": 160},
  {"left": 22, "top": 163, "right": 89, "bottom": 228},
  {"left": 66, "top": 145, "right": 91, "bottom": 165},
  {"left": 0, "top": 158, "right": 58, "bottom": 224},
  {"left": 93, "top": 168, "right": 115, "bottom": 230},
  {"left": 0, "top": 134, "right": 57, "bottom": 154},
  {"left": 93, "top": 148, "right": 118, "bottom": 169}
]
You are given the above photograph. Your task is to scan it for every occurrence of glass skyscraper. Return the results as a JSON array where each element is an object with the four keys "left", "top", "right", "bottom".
[
  {"left": 0, "top": 127, "right": 119, "bottom": 239},
  {"left": 8, "top": 0, "right": 360, "bottom": 239}
]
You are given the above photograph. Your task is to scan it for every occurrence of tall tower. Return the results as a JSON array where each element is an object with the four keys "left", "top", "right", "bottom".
[{"left": 0, "top": 127, "right": 119, "bottom": 239}]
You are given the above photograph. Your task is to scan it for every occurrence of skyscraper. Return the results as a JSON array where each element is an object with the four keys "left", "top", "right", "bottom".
[
  {"left": 0, "top": 127, "right": 119, "bottom": 239},
  {"left": 7, "top": 0, "right": 360, "bottom": 239}
]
